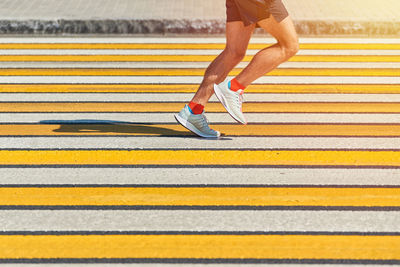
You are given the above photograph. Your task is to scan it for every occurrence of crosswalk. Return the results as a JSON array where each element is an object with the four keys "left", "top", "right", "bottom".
[{"left": 1, "top": 36, "right": 400, "bottom": 264}]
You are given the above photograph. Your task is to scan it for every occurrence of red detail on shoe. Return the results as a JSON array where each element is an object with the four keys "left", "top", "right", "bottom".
[
  {"left": 189, "top": 101, "right": 204, "bottom": 114},
  {"left": 230, "top": 78, "right": 245, "bottom": 92}
]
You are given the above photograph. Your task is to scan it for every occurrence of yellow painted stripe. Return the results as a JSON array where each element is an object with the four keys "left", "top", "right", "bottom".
[
  {"left": 3, "top": 102, "right": 400, "bottom": 113},
  {"left": 0, "top": 55, "right": 398, "bottom": 62},
  {"left": 3, "top": 123, "right": 400, "bottom": 137},
  {"left": 1, "top": 187, "right": 400, "bottom": 206},
  {"left": 1, "top": 84, "right": 400, "bottom": 93},
  {"left": 0, "top": 43, "right": 399, "bottom": 50},
  {"left": 290, "top": 55, "right": 400, "bottom": 63},
  {"left": 1, "top": 150, "right": 400, "bottom": 166},
  {"left": 2, "top": 234, "right": 400, "bottom": 260},
  {"left": 0, "top": 68, "right": 398, "bottom": 76}
]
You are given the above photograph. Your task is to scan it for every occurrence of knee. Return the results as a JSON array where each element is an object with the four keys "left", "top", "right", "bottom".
[
  {"left": 224, "top": 47, "right": 246, "bottom": 62},
  {"left": 280, "top": 39, "right": 299, "bottom": 60}
]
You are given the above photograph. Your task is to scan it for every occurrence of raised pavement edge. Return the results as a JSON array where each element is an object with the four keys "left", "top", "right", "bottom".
[
  {"left": 0, "top": 0, "right": 399, "bottom": 36},
  {"left": 0, "top": 19, "right": 399, "bottom": 36}
]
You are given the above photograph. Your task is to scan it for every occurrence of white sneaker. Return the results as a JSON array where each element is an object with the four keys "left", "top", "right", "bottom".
[
  {"left": 214, "top": 81, "right": 247, "bottom": 124},
  {"left": 174, "top": 105, "right": 221, "bottom": 138}
]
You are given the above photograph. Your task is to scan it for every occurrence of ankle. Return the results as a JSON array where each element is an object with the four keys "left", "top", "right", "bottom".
[
  {"left": 188, "top": 101, "right": 204, "bottom": 114},
  {"left": 228, "top": 78, "right": 245, "bottom": 92}
]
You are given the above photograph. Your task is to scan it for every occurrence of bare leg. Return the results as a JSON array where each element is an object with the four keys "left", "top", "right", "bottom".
[
  {"left": 235, "top": 16, "right": 299, "bottom": 87},
  {"left": 190, "top": 21, "right": 255, "bottom": 106}
]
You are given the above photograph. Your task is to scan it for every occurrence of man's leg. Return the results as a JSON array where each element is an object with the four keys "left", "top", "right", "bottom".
[
  {"left": 212, "top": 15, "right": 298, "bottom": 124},
  {"left": 190, "top": 21, "right": 255, "bottom": 107},
  {"left": 174, "top": 21, "right": 255, "bottom": 138},
  {"left": 235, "top": 15, "right": 299, "bottom": 87}
]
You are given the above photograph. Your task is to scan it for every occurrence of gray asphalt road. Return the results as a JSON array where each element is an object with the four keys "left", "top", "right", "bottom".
[{"left": 1, "top": 37, "right": 400, "bottom": 265}]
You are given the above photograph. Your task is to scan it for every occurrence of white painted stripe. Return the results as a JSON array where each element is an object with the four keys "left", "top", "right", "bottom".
[
  {"left": 3, "top": 113, "right": 400, "bottom": 124},
  {"left": 0, "top": 49, "right": 397, "bottom": 55},
  {"left": 0, "top": 37, "right": 399, "bottom": 44},
  {"left": 1, "top": 210, "right": 399, "bottom": 232},
  {"left": 1, "top": 62, "right": 398, "bottom": 69},
  {"left": 3, "top": 137, "right": 400, "bottom": 150},
  {"left": 2, "top": 93, "right": 400, "bottom": 103},
  {"left": 0, "top": 167, "right": 400, "bottom": 185},
  {"left": 0, "top": 76, "right": 398, "bottom": 84}
]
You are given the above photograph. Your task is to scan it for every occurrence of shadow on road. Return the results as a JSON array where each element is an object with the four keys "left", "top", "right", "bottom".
[{"left": 39, "top": 119, "right": 192, "bottom": 136}]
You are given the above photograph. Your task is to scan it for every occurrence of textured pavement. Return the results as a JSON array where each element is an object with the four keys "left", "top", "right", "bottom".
[
  {"left": 0, "top": 36, "right": 400, "bottom": 263},
  {"left": 0, "top": 0, "right": 399, "bottom": 35},
  {"left": 1, "top": 0, "right": 399, "bottom": 21}
]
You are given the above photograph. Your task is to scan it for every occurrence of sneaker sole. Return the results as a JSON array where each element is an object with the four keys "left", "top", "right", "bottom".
[
  {"left": 213, "top": 83, "right": 247, "bottom": 125},
  {"left": 174, "top": 113, "right": 220, "bottom": 138}
]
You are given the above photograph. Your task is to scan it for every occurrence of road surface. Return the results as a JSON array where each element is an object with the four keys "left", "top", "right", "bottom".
[{"left": 0, "top": 36, "right": 400, "bottom": 265}]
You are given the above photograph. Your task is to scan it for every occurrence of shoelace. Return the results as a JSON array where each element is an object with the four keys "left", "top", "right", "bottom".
[{"left": 199, "top": 114, "right": 211, "bottom": 130}]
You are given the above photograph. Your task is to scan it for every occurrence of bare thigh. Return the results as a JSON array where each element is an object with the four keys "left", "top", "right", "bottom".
[
  {"left": 257, "top": 15, "right": 298, "bottom": 48},
  {"left": 225, "top": 21, "right": 255, "bottom": 57}
]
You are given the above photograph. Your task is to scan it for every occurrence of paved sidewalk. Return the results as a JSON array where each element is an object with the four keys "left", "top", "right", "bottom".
[{"left": 0, "top": 0, "right": 399, "bottom": 35}]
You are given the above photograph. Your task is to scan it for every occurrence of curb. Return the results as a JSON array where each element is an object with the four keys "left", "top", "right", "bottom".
[{"left": 0, "top": 19, "right": 399, "bottom": 35}]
